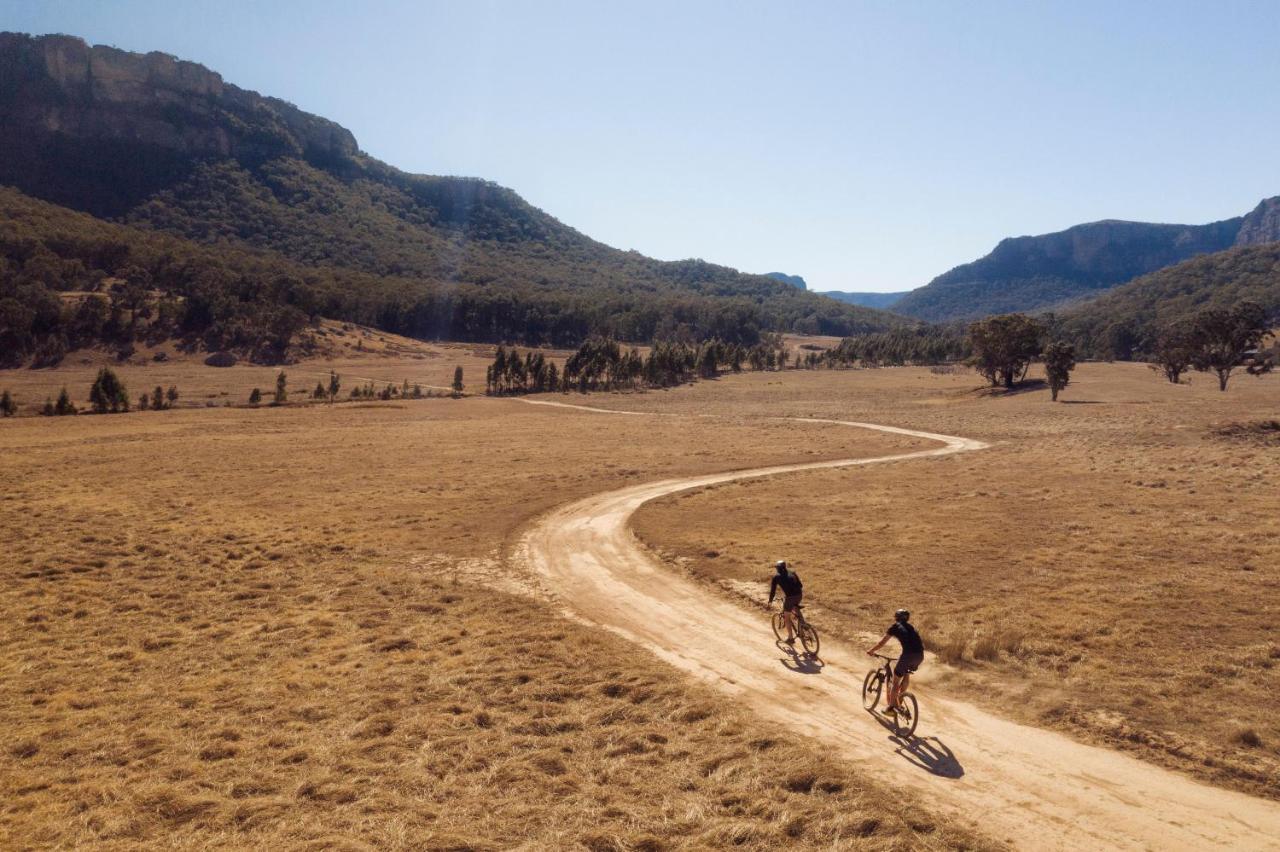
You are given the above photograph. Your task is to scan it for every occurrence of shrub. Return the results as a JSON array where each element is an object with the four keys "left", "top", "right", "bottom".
[
  {"left": 933, "top": 634, "right": 967, "bottom": 665},
  {"left": 0, "top": 390, "right": 15, "bottom": 417},
  {"left": 248, "top": 388, "right": 262, "bottom": 406},
  {"left": 54, "top": 388, "right": 76, "bottom": 416},
  {"left": 89, "top": 368, "right": 128, "bottom": 413},
  {"left": 205, "top": 351, "right": 238, "bottom": 368}
]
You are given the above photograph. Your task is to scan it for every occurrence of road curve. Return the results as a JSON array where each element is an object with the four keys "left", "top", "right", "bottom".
[{"left": 510, "top": 398, "right": 1280, "bottom": 851}]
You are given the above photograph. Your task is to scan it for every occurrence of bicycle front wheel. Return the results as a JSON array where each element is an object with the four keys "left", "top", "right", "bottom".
[
  {"left": 862, "top": 669, "right": 883, "bottom": 710},
  {"left": 798, "top": 621, "right": 820, "bottom": 656},
  {"left": 771, "top": 612, "right": 786, "bottom": 642},
  {"left": 894, "top": 693, "right": 919, "bottom": 738}
]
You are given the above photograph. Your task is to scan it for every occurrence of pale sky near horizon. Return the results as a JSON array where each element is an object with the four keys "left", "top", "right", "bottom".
[{"left": 3, "top": 0, "right": 1279, "bottom": 292}]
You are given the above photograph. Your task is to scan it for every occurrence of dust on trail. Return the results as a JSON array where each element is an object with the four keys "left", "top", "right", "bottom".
[{"left": 510, "top": 398, "right": 1280, "bottom": 851}]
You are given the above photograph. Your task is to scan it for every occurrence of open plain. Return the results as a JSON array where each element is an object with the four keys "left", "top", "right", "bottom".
[{"left": 2, "top": 346, "right": 1278, "bottom": 850}]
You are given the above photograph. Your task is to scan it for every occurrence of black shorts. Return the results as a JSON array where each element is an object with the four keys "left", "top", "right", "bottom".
[
  {"left": 895, "top": 654, "right": 922, "bottom": 677},
  {"left": 783, "top": 593, "right": 802, "bottom": 613}
]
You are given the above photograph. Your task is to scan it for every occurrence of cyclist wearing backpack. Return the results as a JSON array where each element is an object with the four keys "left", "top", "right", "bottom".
[
  {"left": 867, "top": 609, "right": 924, "bottom": 714},
  {"left": 767, "top": 560, "right": 803, "bottom": 643}
]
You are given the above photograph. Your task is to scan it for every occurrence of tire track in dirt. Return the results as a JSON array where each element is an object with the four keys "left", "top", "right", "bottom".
[{"left": 509, "top": 398, "right": 1280, "bottom": 851}]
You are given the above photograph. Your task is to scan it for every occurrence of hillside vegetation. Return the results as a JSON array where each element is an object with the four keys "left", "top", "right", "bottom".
[
  {"left": 0, "top": 32, "right": 903, "bottom": 363},
  {"left": 1060, "top": 242, "right": 1280, "bottom": 357},
  {"left": 893, "top": 218, "right": 1244, "bottom": 322}
]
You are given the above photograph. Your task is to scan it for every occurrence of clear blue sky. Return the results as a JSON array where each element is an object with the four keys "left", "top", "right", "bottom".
[{"left": 4, "top": 1, "right": 1279, "bottom": 292}]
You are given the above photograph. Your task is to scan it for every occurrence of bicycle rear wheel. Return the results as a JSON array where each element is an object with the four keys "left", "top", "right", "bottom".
[
  {"left": 798, "top": 620, "right": 820, "bottom": 656},
  {"left": 771, "top": 612, "right": 786, "bottom": 642},
  {"left": 861, "top": 669, "right": 883, "bottom": 710},
  {"left": 894, "top": 693, "right": 919, "bottom": 738}
]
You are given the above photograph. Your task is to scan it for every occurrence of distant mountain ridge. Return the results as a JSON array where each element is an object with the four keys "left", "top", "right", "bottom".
[
  {"left": 891, "top": 199, "right": 1279, "bottom": 322},
  {"left": 820, "top": 291, "right": 910, "bottom": 309},
  {"left": 0, "top": 32, "right": 906, "bottom": 346}
]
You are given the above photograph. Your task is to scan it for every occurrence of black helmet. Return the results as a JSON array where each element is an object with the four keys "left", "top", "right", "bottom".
[
  {"left": 894, "top": 609, "right": 910, "bottom": 623},
  {"left": 775, "top": 560, "right": 788, "bottom": 573}
]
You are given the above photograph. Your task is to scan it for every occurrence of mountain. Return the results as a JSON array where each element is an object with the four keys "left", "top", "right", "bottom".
[
  {"left": 0, "top": 32, "right": 905, "bottom": 361},
  {"left": 1236, "top": 197, "right": 1280, "bottom": 247},
  {"left": 1060, "top": 240, "right": 1280, "bottom": 358},
  {"left": 763, "top": 272, "right": 806, "bottom": 289},
  {"left": 820, "top": 291, "right": 910, "bottom": 310},
  {"left": 892, "top": 216, "right": 1247, "bottom": 322}
]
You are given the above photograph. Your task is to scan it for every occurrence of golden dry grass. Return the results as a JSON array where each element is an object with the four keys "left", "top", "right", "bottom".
[
  {"left": 630, "top": 362, "right": 1280, "bottom": 797},
  {"left": 0, "top": 368, "right": 989, "bottom": 850}
]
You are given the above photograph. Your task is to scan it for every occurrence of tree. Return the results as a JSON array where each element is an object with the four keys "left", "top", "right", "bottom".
[
  {"left": 41, "top": 397, "right": 55, "bottom": 416},
  {"left": 328, "top": 371, "right": 340, "bottom": 402},
  {"left": 968, "top": 314, "right": 1045, "bottom": 388},
  {"left": 166, "top": 386, "right": 179, "bottom": 407},
  {"left": 249, "top": 387, "right": 262, "bottom": 406},
  {"left": 0, "top": 390, "right": 15, "bottom": 417},
  {"left": 274, "top": 371, "right": 288, "bottom": 405},
  {"left": 452, "top": 366, "right": 464, "bottom": 398},
  {"left": 152, "top": 386, "right": 165, "bottom": 411},
  {"left": 89, "top": 367, "right": 128, "bottom": 413},
  {"left": 1190, "top": 302, "right": 1270, "bottom": 391},
  {"left": 54, "top": 388, "right": 75, "bottom": 415},
  {"left": 1152, "top": 320, "right": 1197, "bottom": 384},
  {"left": 1042, "top": 342, "right": 1076, "bottom": 402},
  {"left": 138, "top": 392, "right": 150, "bottom": 411},
  {"left": 412, "top": 383, "right": 423, "bottom": 399},
  {"left": 312, "top": 381, "right": 326, "bottom": 399}
]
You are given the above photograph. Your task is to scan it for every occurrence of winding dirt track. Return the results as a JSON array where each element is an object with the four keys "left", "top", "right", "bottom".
[{"left": 511, "top": 399, "right": 1280, "bottom": 850}]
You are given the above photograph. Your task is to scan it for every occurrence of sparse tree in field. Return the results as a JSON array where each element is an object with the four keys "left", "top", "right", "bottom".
[
  {"left": 54, "top": 388, "right": 75, "bottom": 416},
  {"left": 138, "top": 392, "right": 150, "bottom": 411},
  {"left": 1, "top": 390, "right": 15, "bottom": 417},
  {"left": 546, "top": 362, "right": 559, "bottom": 391},
  {"left": 452, "top": 366, "right": 464, "bottom": 398},
  {"left": 402, "top": 378, "right": 410, "bottom": 397},
  {"left": 312, "top": 381, "right": 326, "bottom": 399},
  {"left": 41, "top": 397, "right": 55, "bottom": 416},
  {"left": 151, "top": 386, "right": 165, "bottom": 411},
  {"left": 1190, "top": 302, "right": 1271, "bottom": 391},
  {"left": 249, "top": 387, "right": 262, "bottom": 406},
  {"left": 166, "top": 386, "right": 179, "bottom": 407},
  {"left": 1042, "top": 341, "right": 1076, "bottom": 402},
  {"left": 274, "top": 371, "right": 288, "bottom": 405},
  {"left": 968, "top": 313, "right": 1045, "bottom": 388},
  {"left": 412, "top": 383, "right": 423, "bottom": 399},
  {"left": 328, "top": 371, "right": 340, "bottom": 401},
  {"left": 89, "top": 367, "right": 128, "bottom": 413},
  {"left": 1152, "top": 320, "right": 1198, "bottom": 384}
]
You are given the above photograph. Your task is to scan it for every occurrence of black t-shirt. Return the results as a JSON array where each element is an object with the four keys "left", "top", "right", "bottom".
[
  {"left": 888, "top": 621, "right": 924, "bottom": 658},
  {"left": 770, "top": 570, "right": 803, "bottom": 599}
]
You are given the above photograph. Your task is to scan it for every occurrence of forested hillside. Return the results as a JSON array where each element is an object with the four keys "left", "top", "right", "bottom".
[
  {"left": 0, "top": 32, "right": 903, "bottom": 364},
  {"left": 893, "top": 217, "right": 1245, "bottom": 322},
  {"left": 1059, "top": 242, "right": 1280, "bottom": 358}
]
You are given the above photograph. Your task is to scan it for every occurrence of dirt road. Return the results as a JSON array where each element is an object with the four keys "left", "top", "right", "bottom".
[{"left": 512, "top": 399, "right": 1280, "bottom": 850}]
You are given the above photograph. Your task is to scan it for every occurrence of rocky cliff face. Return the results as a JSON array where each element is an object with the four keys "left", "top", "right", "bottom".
[
  {"left": 0, "top": 32, "right": 358, "bottom": 214},
  {"left": 1235, "top": 197, "right": 1280, "bottom": 246}
]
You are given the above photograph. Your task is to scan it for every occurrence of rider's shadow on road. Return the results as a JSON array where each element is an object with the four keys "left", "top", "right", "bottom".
[
  {"left": 891, "top": 735, "right": 964, "bottom": 779},
  {"left": 776, "top": 641, "right": 824, "bottom": 674}
]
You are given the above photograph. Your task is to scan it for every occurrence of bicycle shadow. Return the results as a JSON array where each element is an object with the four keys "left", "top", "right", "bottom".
[
  {"left": 775, "top": 640, "right": 824, "bottom": 674},
  {"left": 890, "top": 734, "right": 965, "bottom": 779}
]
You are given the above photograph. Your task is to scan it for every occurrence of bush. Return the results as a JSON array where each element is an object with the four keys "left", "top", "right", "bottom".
[
  {"left": 205, "top": 351, "right": 238, "bottom": 368},
  {"left": 248, "top": 387, "right": 262, "bottom": 406},
  {"left": 89, "top": 368, "right": 128, "bottom": 413},
  {"left": 0, "top": 390, "right": 15, "bottom": 417}
]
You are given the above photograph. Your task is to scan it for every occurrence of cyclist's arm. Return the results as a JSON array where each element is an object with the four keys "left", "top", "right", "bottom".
[
  {"left": 866, "top": 632, "right": 890, "bottom": 656},
  {"left": 767, "top": 575, "right": 778, "bottom": 604}
]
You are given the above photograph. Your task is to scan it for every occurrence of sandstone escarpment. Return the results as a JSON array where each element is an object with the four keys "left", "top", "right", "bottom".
[
  {"left": 1235, "top": 196, "right": 1280, "bottom": 247},
  {"left": 0, "top": 32, "right": 358, "bottom": 214}
]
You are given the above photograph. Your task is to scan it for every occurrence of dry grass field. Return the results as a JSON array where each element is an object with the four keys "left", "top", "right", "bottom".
[
  {"left": 630, "top": 363, "right": 1280, "bottom": 798},
  {"left": 0, "top": 360, "right": 990, "bottom": 850}
]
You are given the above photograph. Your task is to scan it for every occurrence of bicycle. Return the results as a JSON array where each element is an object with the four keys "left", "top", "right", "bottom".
[
  {"left": 862, "top": 653, "right": 919, "bottom": 738},
  {"left": 771, "top": 603, "right": 820, "bottom": 656}
]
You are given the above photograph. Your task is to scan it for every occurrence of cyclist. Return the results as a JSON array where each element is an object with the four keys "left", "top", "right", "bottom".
[
  {"left": 767, "top": 560, "right": 803, "bottom": 643},
  {"left": 867, "top": 609, "right": 924, "bottom": 714}
]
